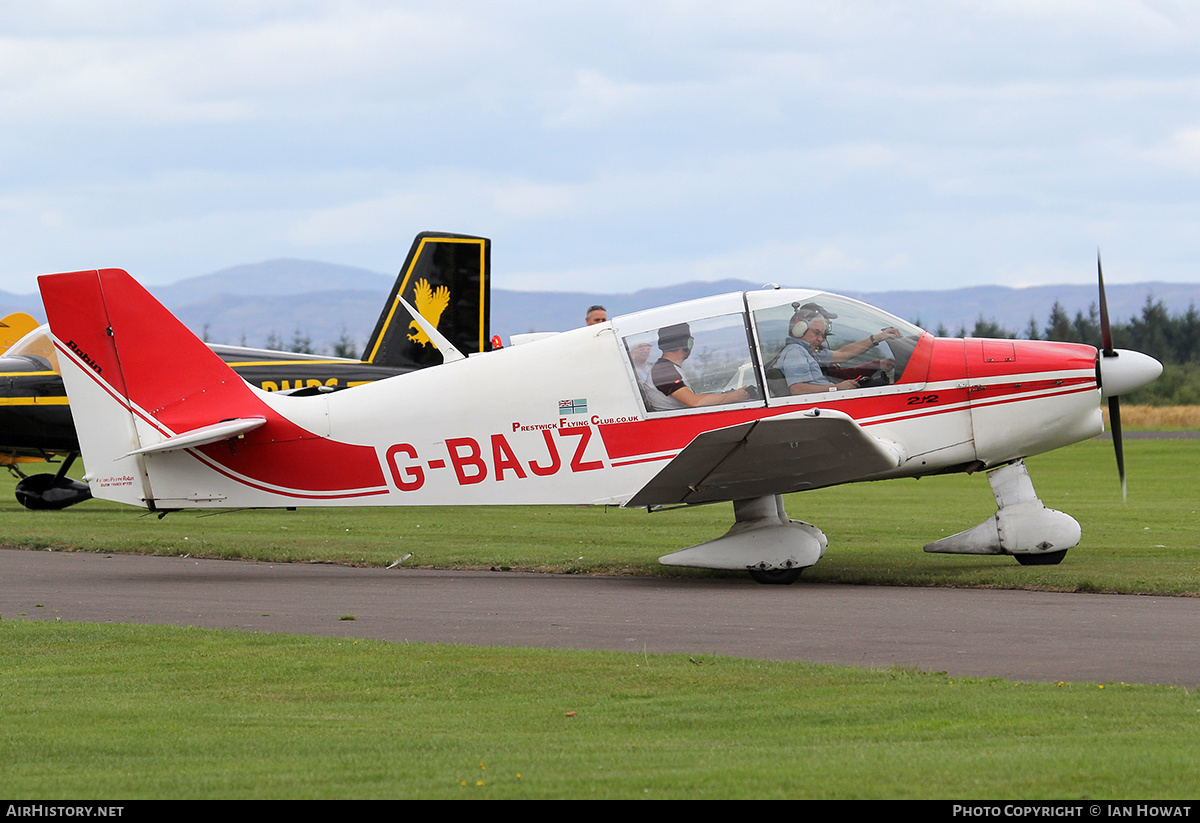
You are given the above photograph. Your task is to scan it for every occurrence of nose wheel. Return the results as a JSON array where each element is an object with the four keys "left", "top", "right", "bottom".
[
  {"left": 924, "top": 460, "right": 1080, "bottom": 563},
  {"left": 1013, "top": 549, "right": 1067, "bottom": 566}
]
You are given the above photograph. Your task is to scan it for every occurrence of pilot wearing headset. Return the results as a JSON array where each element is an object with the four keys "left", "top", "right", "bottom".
[{"left": 774, "top": 303, "right": 902, "bottom": 395}]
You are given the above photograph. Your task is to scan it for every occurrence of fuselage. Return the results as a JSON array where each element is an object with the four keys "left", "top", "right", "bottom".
[{"left": 95, "top": 289, "right": 1105, "bottom": 510}]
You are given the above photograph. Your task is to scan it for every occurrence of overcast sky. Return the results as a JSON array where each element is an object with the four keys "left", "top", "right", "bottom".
[{"left": 2, "top": 1, "right": 1198, "bottom": 297}]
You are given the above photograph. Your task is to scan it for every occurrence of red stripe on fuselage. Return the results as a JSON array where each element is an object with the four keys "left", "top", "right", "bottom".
[
  {"left": 186, "top": 449, "right": 391, "bottom": 500},
  {"left": 596, "top": 336, "right": 1098, "bottom": 463}
]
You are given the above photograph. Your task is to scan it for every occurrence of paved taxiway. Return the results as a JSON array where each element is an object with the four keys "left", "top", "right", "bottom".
[{"left": 3, "top": 548, "right": 1197, "bottom": 686}]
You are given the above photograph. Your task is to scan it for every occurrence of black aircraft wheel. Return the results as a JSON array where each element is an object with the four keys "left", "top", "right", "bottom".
[
  {"left": 748, "top": 568, "right": 804, "bottom": 585},
  {"left": 14, "top": 474, "right": 93, "bottom": 511},
  {"left": 1014, "top": 550, "right": 1068, "bottom": 566}
]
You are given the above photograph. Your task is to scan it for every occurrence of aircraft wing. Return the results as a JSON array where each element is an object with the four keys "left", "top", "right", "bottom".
[{"left": 626, "top": 409, "right": 904, "bottom": 507}]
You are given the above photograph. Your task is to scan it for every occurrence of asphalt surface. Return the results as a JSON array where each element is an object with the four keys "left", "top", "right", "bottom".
[{"left": 3, "top": 548, "right": 1198, "bottom": 687}]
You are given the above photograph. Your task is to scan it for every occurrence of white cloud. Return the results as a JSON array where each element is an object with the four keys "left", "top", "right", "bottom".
[
  {"left": 1, "top": 1, "right": 1199, "bottom": 297},
  {"left": 1149, "top": 126, "right": 1200, "bottom": 173},
  {"left": 0, "top": 4, "right": 499, "bottom": 126}
]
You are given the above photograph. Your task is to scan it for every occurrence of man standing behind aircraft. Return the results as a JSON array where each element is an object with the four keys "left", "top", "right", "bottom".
[{"left": 585, "top": 305, "right": 607, "bottom": 325}]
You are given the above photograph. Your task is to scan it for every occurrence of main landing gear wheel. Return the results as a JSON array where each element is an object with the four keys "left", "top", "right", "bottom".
[
  {"left": 1014, "top": 550, "right": 1068, "bottom": 566},
  {"left": 748, "top": 568, "right": 804, "bottom": 585}
]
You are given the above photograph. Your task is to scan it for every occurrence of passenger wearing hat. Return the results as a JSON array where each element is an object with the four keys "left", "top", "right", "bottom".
[{"left": 648, "top": 322, "right": 754, "bottom": 411}]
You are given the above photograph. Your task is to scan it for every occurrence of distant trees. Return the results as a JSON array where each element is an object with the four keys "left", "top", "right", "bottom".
[
  {"left": 330, "top": 326, "right": 358, "bottom": 359},
  {"left": 939, "top": 297, "right": 1200, "bottom": 405},
  {"left": 289, "top": 329, "right": 314, "bottom": 355},
  {"left": 1025, "top": 297, "right": 1198, "bottom": 368},
  {"left": 938, "top": 298, "right": 1196, "bottom": 359},
  {"left": 254, "top": 329, "right": 355, "bottom": 357},
  {"left": 968, "top": 318, "right": 1013, "bottom": 339}
]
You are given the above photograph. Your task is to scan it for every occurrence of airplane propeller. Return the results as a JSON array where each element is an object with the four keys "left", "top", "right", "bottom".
[
  {"left": 1094, "top": 253, "right": 1163, "bottom": 501},
  {"left": 1097, "top": 253, "right": 1125, "bottom": 499}
]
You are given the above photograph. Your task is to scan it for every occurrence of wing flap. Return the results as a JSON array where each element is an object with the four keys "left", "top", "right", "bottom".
[{"left": 626, "top": 409, "right": 902, "bottom": 507}]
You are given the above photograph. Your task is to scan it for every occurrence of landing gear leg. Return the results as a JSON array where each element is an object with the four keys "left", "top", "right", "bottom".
[
  {"left": 923, "top": 459, "right": 1080, "bottom": 564},
  {"left": 658, "top": 494, "right": 827, "bottom": 584}
]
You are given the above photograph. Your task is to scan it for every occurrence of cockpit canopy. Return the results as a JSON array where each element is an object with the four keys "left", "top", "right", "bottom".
[
  {"left": 748, "top": 291, "right": 923, "bottom": 397},
  {"left": 3, "top": 324, "right": 60, "bottom": 373},
  {"left": 615, "top": 289, "right": 925, "bottom": 414}
]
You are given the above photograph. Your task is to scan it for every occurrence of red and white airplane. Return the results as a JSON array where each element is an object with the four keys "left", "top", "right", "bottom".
[{"left": 37, "top": 262, "right": 1161, "bottom": 583}]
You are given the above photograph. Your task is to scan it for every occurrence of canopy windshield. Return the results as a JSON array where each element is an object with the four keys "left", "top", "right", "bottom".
[
  {"left": 5, "top": 324, "right": 60, "bottom": 373},
  {"left": 750, "top": 293, "right": 923, "bottom": 398},
  {"left": 615, "top": 290, "right": 926, "bottom": 414}
]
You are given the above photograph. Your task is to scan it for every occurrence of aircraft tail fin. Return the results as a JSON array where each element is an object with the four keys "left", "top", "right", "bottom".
[
  {"left": 38, "top": 269, "right": 390, "bottom": 510},
  {"left": 362, "top": 232, "right": 491, "bottom": 368},
  {"left": 36, "top": 269, "right": 269, "bottom": 506}
]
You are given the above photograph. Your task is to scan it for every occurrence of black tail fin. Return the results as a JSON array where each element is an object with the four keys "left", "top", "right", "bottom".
[{"left": 362, "top": 232, "right": 490, "bottom": 368}]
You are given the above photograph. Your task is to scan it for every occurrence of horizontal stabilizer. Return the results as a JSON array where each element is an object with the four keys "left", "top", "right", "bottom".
[
  {"left": 124, "top": 417, "right": 267, "bottom": 457},
  {"left": 627, "top": 409, "right": 903, "bottom": 507}
]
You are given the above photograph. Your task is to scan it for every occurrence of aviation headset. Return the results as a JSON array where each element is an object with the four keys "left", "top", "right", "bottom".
[
  {"left": 789, "top": 301, "right": 838, "bottom": 340},
  {"left": 789, "top": 308, "right": 824, "bottom": 339}
]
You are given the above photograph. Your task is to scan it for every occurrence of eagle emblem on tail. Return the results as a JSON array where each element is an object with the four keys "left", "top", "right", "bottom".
[{"left": 407, "top": 279, "right": 451, "bottom": 347}]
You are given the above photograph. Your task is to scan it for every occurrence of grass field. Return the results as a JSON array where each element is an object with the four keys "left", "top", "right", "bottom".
[
  {"left": 2, "top": 437, "right": 1198, "bottom": 798},
  {"left": 3, "top": 620, "right": 1198, "bottom": 799}
]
